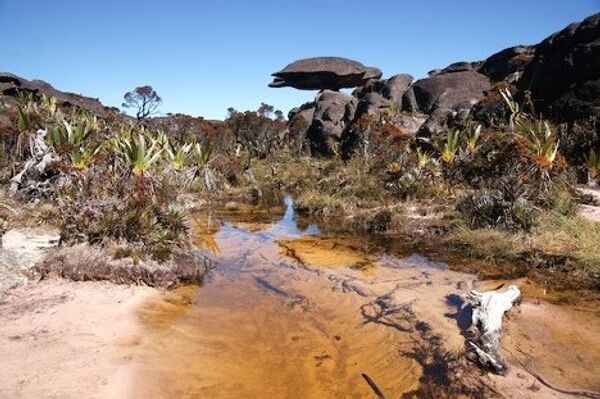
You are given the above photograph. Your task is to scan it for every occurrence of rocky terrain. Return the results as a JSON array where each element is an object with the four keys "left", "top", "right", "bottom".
[{"left": 273, "top": 13, "right": 599, "bottom": 158}]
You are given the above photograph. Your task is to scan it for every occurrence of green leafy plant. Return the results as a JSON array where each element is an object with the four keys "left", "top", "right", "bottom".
[
  {"left": 70, "top": 144, "right": 101, "bottom": 170},
  {"left": 415, "top": 147, "right": 431, "bottom": 168},
  {"left": 16, "top": 106, "right": 31, "bottom": 133},
  {"left": 465, "top": 124, "right": 482, "bottom": 153},
  {"left": 438, "top": 129, "right": 460, "bottom": 164},
  {"left": 41, "top": 94, "right": 58, "bottom": 116},
  {"left": 193, "top": 143, "right": 212, "bottom": 170},
  {"left": 518, "top": 121, "right": 560, "bottom": 168},
  {"left": 47, "top": 119, "right": 90, "bottom": 148},
  {"left": 500, "top": 88, "right": 522, "bottom": 131},
  {"left": 165, "top": 140, "right": 193, "bottom": 171},
  {"left": 115, "top": 133, "right": 163, "bottom": 176}
]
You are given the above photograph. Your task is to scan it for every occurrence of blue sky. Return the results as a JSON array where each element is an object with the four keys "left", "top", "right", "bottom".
[{"left": 1, "top": 0, "right": 598, "bottom": 120}]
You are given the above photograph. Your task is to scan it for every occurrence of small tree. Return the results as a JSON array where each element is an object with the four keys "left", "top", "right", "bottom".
[
  {"left": 274, "top": 109, "right": 285, "bottom": 121},
  {"left": 257, "top": 102, "right": 274, "bottom": 118},
  {"left": 122, "top": 85, "right": 161, "bottom": 121}
]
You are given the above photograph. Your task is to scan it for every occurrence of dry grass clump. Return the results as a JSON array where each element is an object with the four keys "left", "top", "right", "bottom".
[
  {"left": 450, "top": 213, "right": 600, "bottom": 275},
  {"left": 450, "top": 226, "right": 523, "bottom": 260},
  {"left": 33, "top": 244, "right": 211, "bottom": 288},
  {"left": 531, "top": 215, "right": 600, "bottom": 273}
]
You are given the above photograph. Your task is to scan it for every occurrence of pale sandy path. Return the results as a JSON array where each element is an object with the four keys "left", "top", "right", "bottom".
[{"left": 0, "top": 280, "right": 154, "bottom": 399}]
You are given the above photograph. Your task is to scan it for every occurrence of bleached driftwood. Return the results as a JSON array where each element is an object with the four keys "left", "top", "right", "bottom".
[
  {"left": 468, "top": 284, "right": 521, "bottom": 374},
  {"left": 9, "top": 129, "right": 59, "bottom": 197}
]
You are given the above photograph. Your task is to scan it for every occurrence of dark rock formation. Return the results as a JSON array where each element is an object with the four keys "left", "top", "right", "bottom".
[
  {"left": 405, "top": 71, "right": 491, "bottom": 143},
  {"left": 479, "top": 45, "right": 534, "bottom": 82},
  {"left": 518, "top": 12, "right": 600, "bottom": 121},
  {"left": 269, "top": 57, "right": 382, "bottom": 91},
  {"left": 406, "top": 71, "right": 491, "bottom": 114},
  {"left": 428, "top": 61, "right": 483, "bottom": 77},
  {"left": 307, "top": 90, "right": 357, "bottom": 155},
  {"left": 353, "top": 74, "right": 413, "bottom": 117},
  {"left": 276, "top": 13, "right": 600, "bottom": 157},
  {"left": 0, "top": 72, "right": 114, "bottom": 117}
]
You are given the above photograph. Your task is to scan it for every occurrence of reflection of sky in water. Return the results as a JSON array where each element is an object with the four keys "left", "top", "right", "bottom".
[
  {"left": 218, "top": 196, "right": 319, "bottom": 244},
  {"left": 199, "top": 196, "right": 448, "bottom": 272}
]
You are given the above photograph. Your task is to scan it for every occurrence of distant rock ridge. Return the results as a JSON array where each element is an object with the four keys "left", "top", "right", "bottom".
[{"left": 0, "top": 72, "right": 117, "bottom": 117}]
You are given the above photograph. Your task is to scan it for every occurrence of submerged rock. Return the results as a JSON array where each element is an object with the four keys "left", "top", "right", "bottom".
[{"left": 269, "top": 57, "right": 382, "bottom": 91}]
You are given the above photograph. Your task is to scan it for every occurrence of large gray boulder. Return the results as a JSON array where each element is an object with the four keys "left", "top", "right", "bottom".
[
  {"left": 404, "top": 71, "right": 491, "bottom": 143},
  {"left": 518, "top": 12, "right": 600, "bottom": 121},
  {"left": 353, "top": 73, "right": 413, "bottom": 117},
  {"left": 307, "top": 90, "right": 357, "bottom": 155},
  {"left": 269, "top": 57, "right": 382, "bottom": 91},
  {"left": 479, "top": 45, "right": 535, "bottom": 82},
  {"left": 406, "top": 70, "right": 491, "bottom": 114}
]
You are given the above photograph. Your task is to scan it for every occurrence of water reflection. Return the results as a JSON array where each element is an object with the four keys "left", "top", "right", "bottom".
[
  {"left": 135, "top": 197, "right": 471, "bottom": 398},
  {"left": 195, "top": 195, "right": 319, "bottom": 255}
]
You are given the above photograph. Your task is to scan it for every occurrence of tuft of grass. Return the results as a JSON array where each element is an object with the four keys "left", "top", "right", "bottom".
[
  {"left": 532, "top": 214, "right": 600, "bottom": 273},
  {"left": 450, "top": 226, "right": 521, "bottom": 259},
  {"left": 451, "top": 213, "right": 600, "bottom": 274}
]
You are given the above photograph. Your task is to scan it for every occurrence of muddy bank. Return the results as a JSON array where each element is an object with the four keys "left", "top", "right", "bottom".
[{"left": 0, "top": 279, "right": 154, "bottom": 399}]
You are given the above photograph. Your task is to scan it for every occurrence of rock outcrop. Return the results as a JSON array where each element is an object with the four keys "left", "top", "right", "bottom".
[
  {"left": 307, "top": 90, "right": 357, "bottom": 155},
  {"left": 479, "top": 45, "right": 535, "bottom": 82},
  {"left": 0, "top": 72, "right": 115, "bottom": 117},
  {"left": 404, "top": 71, "right": 491, "bottom": 143},
  {"left": 274, "top": 13, "right": 600, "bottom": 157},
  {"left": 518, "top": 12, "right": 600, "bottom": 121},
  {"left": 353, "top": 74, "right": 413, "bottom": 117},
  {"left": 269, "top": 57, "right": 382, "bottom": 91}
]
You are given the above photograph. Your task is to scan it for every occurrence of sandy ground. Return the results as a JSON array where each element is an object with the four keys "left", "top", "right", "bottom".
[
  {"left": 0, "top": 228, "right": 59, "bottom": 294},
  {"left": 1, "top": 223, "right": 599, "bottom": 398},
  {"left": 0, "top": 279, "right": 154, "bottom": 399}
]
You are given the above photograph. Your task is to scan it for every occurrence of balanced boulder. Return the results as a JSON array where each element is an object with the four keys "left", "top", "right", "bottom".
[{"left": 269, "top": 57, "right": 382, "bottom": 91}]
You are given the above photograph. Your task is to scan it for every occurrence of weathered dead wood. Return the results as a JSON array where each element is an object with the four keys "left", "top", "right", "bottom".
[
  {"left": 467, "top": 284, "right": 521, "bottom": 374},
  {"left": 9, "top": 129, "right": 59, "bottom": 197}
]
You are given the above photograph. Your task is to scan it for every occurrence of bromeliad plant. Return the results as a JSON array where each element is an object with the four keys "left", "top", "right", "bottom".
[
  {"left": 465, "top": 124, "right": 482, "bottom": 153},
  {"left": 500, "top": 88, "right": 523, "bottom": 131},
  {"left": 416, "top": 147, "right": 432, "bottom": 168},
  {"left": 47, "top": 119, "right": 91, "bottom": 149},
  {"left": 193, "top": 143, "right": 216, "bottom": 190},
  {"left": 70, "top": 144, "right": 101, "bottom": 170},
  {"left": 517, "top": 121, "right": 560, "bottom": 169},
  {"left": 165, "top": 140, "right": 193, "bottom": 171},
  {"left": 114, "top": 133, "right": 163, "bottom": 176},
  {"left": 438, "top": 129, "right": 460, "bottom": 164}
]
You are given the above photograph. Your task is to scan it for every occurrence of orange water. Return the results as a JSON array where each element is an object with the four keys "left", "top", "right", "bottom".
[{"left": 131, "top": 198, "right": 600, "bottom": 398}]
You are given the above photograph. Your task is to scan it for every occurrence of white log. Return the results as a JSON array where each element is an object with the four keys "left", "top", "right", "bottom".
[
  {"left": 468, "top": 284, "right": 521, "bottom": 374},
  {"left": 9, "top": 129, "right": 59, "bottom": 196}
]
